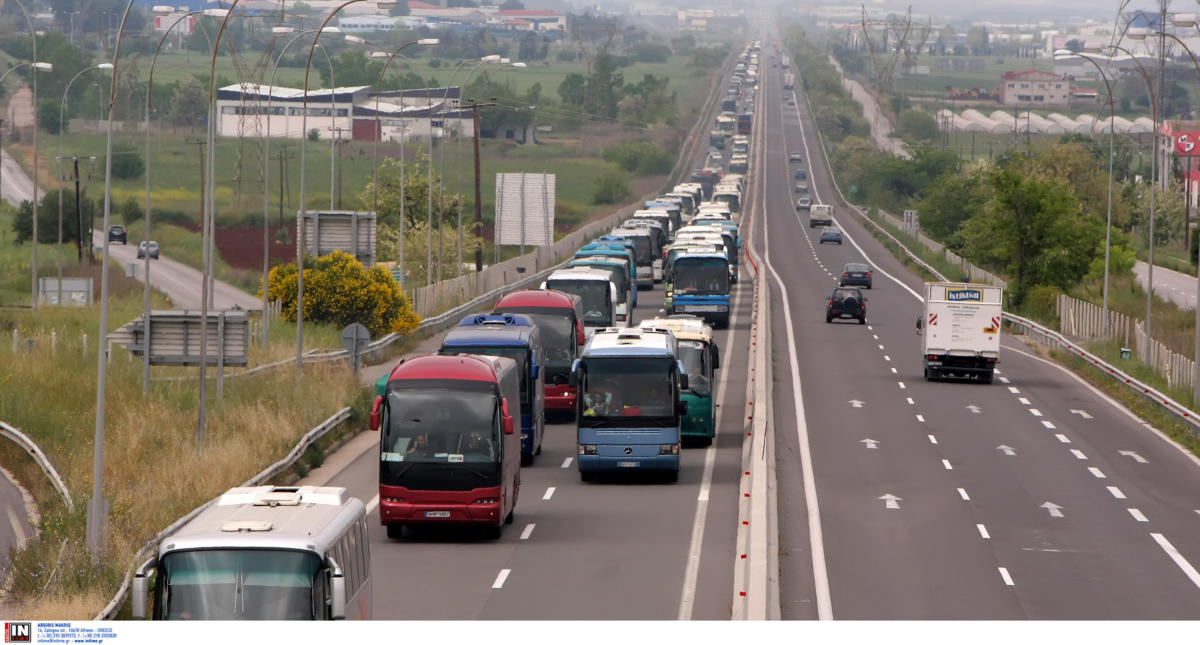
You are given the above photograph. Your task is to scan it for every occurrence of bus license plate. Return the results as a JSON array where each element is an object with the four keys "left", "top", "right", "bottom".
[
  {"left": 425, "top": 511, "right": 451, "bottom": 518},
  {"left": 617, "top": 461, "right": 639, "bottom": 468},
  {"left": 686, "top": 305, "right": 719, "bottom": 312}
]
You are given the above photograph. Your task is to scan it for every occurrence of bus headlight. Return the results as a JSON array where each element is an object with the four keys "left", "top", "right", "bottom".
[
  {"left": 659, "top": 444, "right": 679, "bottom": 455},
  {"left": 579, "top": 444, "right": 597, "bottom": 455},
  {"left": 383, "top": 496, "right": 405, "bottom": 503},
  {"left": 473, "top": 498, "right": 498, "bottom": 505}
]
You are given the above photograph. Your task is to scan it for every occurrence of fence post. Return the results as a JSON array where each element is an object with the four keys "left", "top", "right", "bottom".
[
  {"left": 11, "top": 328, "right": 17, "bottom": 354},
  {"left": 51, "top": 331, "right": 56, "bottom": 356},
  {"left": 82, "top": 333, "right": 88, "bottom": 357}
]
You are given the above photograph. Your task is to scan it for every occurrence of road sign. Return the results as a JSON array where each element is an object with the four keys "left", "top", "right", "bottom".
[
  {"left": 341, "top": 323, "right": 370, "bottom": 375},
  {"left": 903, "top": 209, "right": 920, "bottom": 234}
]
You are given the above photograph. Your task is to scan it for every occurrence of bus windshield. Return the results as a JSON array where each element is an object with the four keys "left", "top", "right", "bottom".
[
  {"left": 547, "top": 279, "right": 611, "bottom": 325},
  {"left": 496, "top": 309, "right": 574, "bottom": 368},
  {"left": 442, "top": 346, "right": 530, "bottom": 409},
  {"left": 580, "top": 357, "right": 676, "bottom": 427},
  {"left": 677, "top": 340, "right": 712, "bottom": 397},
  {"left": 575, "top": 264, "right": 628, "bottom": 305},
  {"left": 158, "top": 549, "right": 322, "bottom": 620},
  {"left": 674, "top": 258, "right": 730, "bottom": 295},
  {"left": 621, "top": 236, "right": 652, "bottom": 265},
  {"left": 383, "top": 388, "right": 500, "bottom": 463}
]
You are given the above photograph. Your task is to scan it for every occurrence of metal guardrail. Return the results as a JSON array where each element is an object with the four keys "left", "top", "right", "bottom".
[
  {"left": 95, "top": 407, "right": 353, "bottom": 620},
  {"left": 0, "top": 421, "right": 73, "bottom": 512}
]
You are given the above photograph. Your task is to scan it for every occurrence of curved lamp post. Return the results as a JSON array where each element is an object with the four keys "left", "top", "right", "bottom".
[
  {"left": 9, "top": 0, "right": 41, "bottom": 312},
  {"left": 56, "top": 63, "right": 109, "bottom": 310},
  {"left": 1054, "top": 50, "right": 1114, "bottom": 339},
  {"left": 294, "top": 0, "right": 397, "bottom": 375},
  {"left": 1110, "top": 39, "right": 1159, "bottom": 364}
]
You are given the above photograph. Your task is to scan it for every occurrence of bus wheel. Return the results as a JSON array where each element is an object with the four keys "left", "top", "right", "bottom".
[
  {"left": 580, "top": 470, "right": 595, "bottom": 483},
  {"left": 521, "top": 453, "right": 533, "bottom": 466},
  {"left": 504, "top": 508, "right": 515, "bottom": 525},
  {"left": 699, "top": 436, "right": 713, "bottom": 447},
  {"left": 484, "top": 525, "right": 503, "bottom": 540},
  {"left": 385, "top": 524, "right": 404, "bottom": 540},
  {"left": 664, "top": 470, "right": 679, "bottom": 484}
]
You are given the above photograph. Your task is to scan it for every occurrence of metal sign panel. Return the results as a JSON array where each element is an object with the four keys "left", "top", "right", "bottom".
[
  {"left": 903, "top": 209, "right": 920, "bottom": 234},
  {"left": 495, "top": 172, "right": 555, "bottom": 247},
  {"left": 110, "top": 310, "right": 249, "bottom": 367},
  {"left": 301, "top": 210, "right": 377, "bottom": 266},
  {"left": 39, "top": 277, "right": 92, "bottom": 306}
]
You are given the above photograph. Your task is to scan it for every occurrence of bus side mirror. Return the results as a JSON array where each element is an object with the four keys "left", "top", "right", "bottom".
[
  {"left": 131, "top": 556, "right": 156, "bottom": 619},
  {"left": 369, "top": 395, "right": 383, "bottom": 431},
  {"left": 329, "top": 559, "right": 347, "bottom": 619},
  {"left": 711, "top": 345, "right": 721, "bottom": 370},
  {"left": 677, "top": 400, "right": 689, "bottom": 415},
  {"left": 568, "top": 370, "right": 578, "bottom": 388},
  {"left": 530, "top": 363, "right": 539, "bottom": 380},
  {"left": 502, "top": 398, "right": 515, "bottom": 435},
  {"left": 679, "top": 372, "right": 689, "bottom": 391}
]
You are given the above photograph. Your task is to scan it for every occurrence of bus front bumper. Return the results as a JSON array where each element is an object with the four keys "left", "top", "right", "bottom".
[
  {"left": 577, "top": 452, "right": 680, "bottom": 473},
  {"left": 378, "top": 485, "right": 504, "bottom": 526}
]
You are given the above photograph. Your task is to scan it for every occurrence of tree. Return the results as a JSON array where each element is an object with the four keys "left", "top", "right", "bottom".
[
  {"left": 360, "top": 151, "right": 460, "bottom": 238},
  {"left": 11, "top": 189, "right": 96, "bottom": 246},
  {"left": 265, "top": 250, "right": 421, "bottom": 337},
  {"left": 1064, "top": 38, "right": 1084, "bottom": 53},
  {"left": 39, "top": 99, "right": 63, "bottom": 135},
  {"left": 959, "top": 163, "right": 1102, "bottom": 305},
  {"left": 918, "top": 167, "right": 992, "bottom": 243},
  {"left": 389, "top": 0, "right": 410, "bottom": 15},
  {"left": 897, "top": 108, "right": 938, "bottom": 141},
  {"left": 108, "top": 143, "right": 145, "bottom": 180},
  {"left": 320, "top": 50, "right": 385, "bottom": 88},
  {"left": 500, "top": 0, "right": 524, "bottom": 8},
  {"left": 169, "top": 76, "right": 208, "bottom": 131},
  {"left": 558, "top": 72, "right": 585, "bottom": 106},
  {"left": 584, "top": 53, "right": 624, "bottom": 119},
  {"left": 591, "top": 165, "right": 632, "bottom": 204},
  {"left": 630, "top": 42, "right": 671, "bottom": 63}
]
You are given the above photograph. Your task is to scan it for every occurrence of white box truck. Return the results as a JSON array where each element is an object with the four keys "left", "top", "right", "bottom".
[
  {"left": 922, "top": 282, "right": 1003, "bottom": 383},
  {"left": 809, "top": 203, "right": 833, "bottom": 227}
]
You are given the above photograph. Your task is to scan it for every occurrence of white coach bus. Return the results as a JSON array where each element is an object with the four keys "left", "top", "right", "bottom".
[{"left": 132, "top": 485, "right": 370, "bottom": 620}]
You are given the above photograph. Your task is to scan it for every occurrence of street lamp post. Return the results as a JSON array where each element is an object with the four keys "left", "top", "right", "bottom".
[
  {"left": 89, "top": 0, "right": 137, "bottom": 558},
  {"left": 57, "top": 64, "right": 110, "bottom": 310},
  {"left": 1112, "top": 37, "right": 1160, "bottom": 365},
  {"left": 294, "top": 0, "right": 397, "bottom": 375},
  {"left": 10, "top": 0, "right": 41, "bottom": 312},
  {"left": 1055, "top": 50, "right": 1114, "bottom": 338}
]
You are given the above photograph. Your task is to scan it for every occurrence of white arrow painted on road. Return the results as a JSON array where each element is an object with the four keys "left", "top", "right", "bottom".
[
  {"left": 1119, "top": 450, "right": 1149, "bottom": 464},
  {"left": 879, "top": 493, "right": 902, "bottom": 509},
  {"left": 848, "top": 399, "right": 865, "bottom": 408},
  {"left": 1070, "top": 409, "right": 1093, "bottom": 419},
  {"left": 996, "top": 445, "right": 1016, "bottom": 456},
  {"left": 966, "top": 405, "right": 981, "bottom": 414},
  {"left": 860, "top": 438, "right": 879, "bottom": 449},
  {"left": 1041, "top": 502, "right": 1064, "bottom": 518}
]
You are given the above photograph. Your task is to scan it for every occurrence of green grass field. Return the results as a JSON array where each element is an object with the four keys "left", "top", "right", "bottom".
[{"left": 894, "top": 54, "right": 1063, "bottom": 97}]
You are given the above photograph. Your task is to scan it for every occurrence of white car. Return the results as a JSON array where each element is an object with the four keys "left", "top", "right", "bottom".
[{"left": 795, "top": 197, "right": 811, "bottom": 211}]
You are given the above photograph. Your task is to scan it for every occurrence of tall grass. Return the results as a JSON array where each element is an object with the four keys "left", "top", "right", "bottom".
[{"left": 0, "top": 292, "right": 362, "bottom": 616}]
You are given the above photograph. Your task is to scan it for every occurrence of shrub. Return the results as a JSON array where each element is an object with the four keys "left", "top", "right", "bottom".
[
  {"left": 108, "top": 143, "right": 145, "bottom": 180},
  {"left": 119, "top": 196, "right": 143, "bottom": 224},
  {"left": 631, "top": 42, "right": 671, "bottom": 63},
  {"left": 897, "top": 109, "right": 938, "bottom": 142},
  {"left": 307, "top": 128, "right": 320, "bottom": 142},
  {"left": 430, "top": 58, "right": 442, "bottom": 68},
  {"left": 591, "top": 165, "right": 632, "bottom": 205},
  {"left": 602, "top": 140, "right": 673, "bottom": 175},
  {"left": 1019, "top": 284, "right": 1064, "bottom": 325},
  {"left": 265, "top": 250, "right": 421, "bottom": 337}
]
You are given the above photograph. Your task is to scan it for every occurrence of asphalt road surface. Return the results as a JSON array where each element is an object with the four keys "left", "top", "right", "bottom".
[{"left": 764, "top": 34, "right": 1200, "bottom": 619}]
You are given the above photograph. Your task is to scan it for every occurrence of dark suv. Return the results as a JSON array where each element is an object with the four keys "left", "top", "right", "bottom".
[
  {"left": 108, "top": 225, "right": 127, "bottom": 244},
  {"left": 839, "top": 262, "right": 872, "bottom": 288},
  {"left": 826, "top": 287, "right": 866, "bottom": 324}
]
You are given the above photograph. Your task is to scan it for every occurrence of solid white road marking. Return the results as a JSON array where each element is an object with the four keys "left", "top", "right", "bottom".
[
  {"left": 492, "top": 569, "right": 512, "bottom": 589},
  {"left": 928, "top": 435, "right": 938, "bottom": 444},
  {"left": 1029, "top": 408, "right": 1043, "bottom": 417},
  {"left": 6, "top": 506, "right": 25, "bottom": 548},
  {"left": 942, "top": 459, "right": 953, "bottom": 470},
  {"left": 1152, "top": 533, "right": 1200, "bottom": 591},
  {"left": 561, "top": 457, "right": 573, "bottom": 469},
  {"left": 1055, "top": 434, "right": 1071, "bottom": 443},
  {"left": 1119, "top": 450, "right": 1148, "bottom": 464},
  {"left": 958, "top": 488, "right": 971, "bottom": 501},
  {"left": 1042, "top": 420, "right": 1056, "bottom": 429},
  {"left": 1070, "top": 409, "right": 1093, "bottom": 419},
  {"left": 1108, "top": 486, "right": 1127, "bottom": 499},
  {"left": 520, "top": 523, "right": 536, "bottom": 540},
  {"left": 1088, "top": 467, "right": 1107, "bottom": 479},
  {"left": 977, "top": 524, "right": 990, "bottom": 539},
  {"left": 1128, "top": 509, "right": 1149, "bottom": 522},
  {"left": 998, "top": 567, "right": 1015, "bottom": 586},
  {"left": 879, "top": 493, "right": 903, "bottom": 509},
  {"left": 543, "top": 487, "right": 556, "bottom": 500},
  {"left": 1041, "top": 502, "right": 1064, "bottom": 518},
  {"left": 1070, "top": 449, "right": 1088, "bottom": 460}
]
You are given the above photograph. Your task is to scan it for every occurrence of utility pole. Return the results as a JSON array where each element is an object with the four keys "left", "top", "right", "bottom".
[
  {"left": 0, "top": 117, "right": 5, "bottom": 205},
  {"left": 471, "top": 102, "right": 498, "bottom": 272},
  {"left": 184, "top": 135, "right": 206, "bottom": 243},
  {"left": 328, "top": 126, "right": 351, "bottom": 209},
  {"left": 273, "top": 145, "right": 295, "bottom": 228},
  {"left": 76, "top": 156, "right": 86, "bottom": 263}
]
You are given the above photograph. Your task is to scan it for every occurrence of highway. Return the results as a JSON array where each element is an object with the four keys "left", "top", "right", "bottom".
[
  {"left": 763, "top": 35, "right": 1200, "bottom": 618},
  {"left": 1134, "top": 261, "right": 1197, "bottom": 311},
  {"left": 297, "top": 57, "right": 758, "bottom": 619}
]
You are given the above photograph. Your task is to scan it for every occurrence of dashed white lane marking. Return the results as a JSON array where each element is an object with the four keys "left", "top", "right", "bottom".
[
  {"left": 1018, "top": 397, "right": 1030, "bottom": 405},
  {"left": 1042, "top": 421, "right": 1056, "bottom": 429},
  {"left": 1152, "top": 533, "right": 1200, "bottom": 591},
  {"left": 561, "top": 458, "right": 573, "bottom": 469},
  {"left": 890, "top": 367, "right": 898, "bottom": 374},
  {"left": 877, "top": 344, "right": 885, "bottom": 350},
  {"left": 977, "top": 524, "right": 991, "bottom": 539},
  {"left": 999, "top": 376, "right": 1011, "bottom": 384},
  {"left": 1128, "top": 509, "right": 1148, "bottom": 522},
  {"left": 492, "top": 569, "right": 512, "bottom": 589},
  {"left": 1070, "top": 449, "right": 1088, "bottom": 460},
  {"left": 873, "top": 334, "right": 879, "bottom": 340},
  {"left": 898, "top": 381, "right": 906, "bottom": 389},
  {"left": 958, "top": 488, "right": 971, "bottom": 501},
  {"left": 995, "top": 369, "right": 1003, "bottom": 375},
  {"left": 1089, "top": 467, "right": 1106, "bottom": 479},
  {"left": 1055, "top": 434, "right": 1071, "bottom": 443},
  {"left": 998, "top": 567, "right": 1015, "bottom": 586},
  {"left": 916, "top": 414, "right": 925, "bottom": 423},
  {"left": 1008, "top": 387, "right": 1020, "bottom": 394},
  {"left": 543, "top": 487, "right": 556, "bottom": 500},
  {"left": 1108, "top": 486, "right": 1127, "bottom": 499},
  {"left": 884, "top": 355, "right": 891, "bottom": 362},
  {"left": 520, "top": 523, "right": 536, "bottom": 540},
  {"left": 367, "top": 494, "right": 380, "bottom": 514},
  {"left": 1029, "top": 409, "right": 1043, "bottom": 417},
  {"left": 942, "top": 459, "right": 953, "bottom": 470},
  {"left": 928, "top": 434, "right": 938, "bottom": 444},
  {"left": 906, "top": 397, "right": 914, "bottom": 405}
]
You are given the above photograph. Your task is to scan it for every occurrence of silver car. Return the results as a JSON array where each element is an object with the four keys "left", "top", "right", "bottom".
[{"left": 795, "top": 197, "right": 811, "bottom": 211}]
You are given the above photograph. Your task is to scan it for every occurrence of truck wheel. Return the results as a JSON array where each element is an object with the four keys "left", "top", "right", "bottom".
[
  {"left": 386, "top": 524, "right": 404, "bottom": 540},
  {"left": 981, "top": 371, "right": 994, "bottom": 384},
  {"left": 924, "top": 368, "right": 936, "bottom": 381}
]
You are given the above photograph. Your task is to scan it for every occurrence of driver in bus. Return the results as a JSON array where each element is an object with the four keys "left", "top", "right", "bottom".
[
  {"left": 406, "top": 433, "right": 434, "bottom": 459},
  {"left": 583, "top": 376, "right": 621, "bottom": 417}
]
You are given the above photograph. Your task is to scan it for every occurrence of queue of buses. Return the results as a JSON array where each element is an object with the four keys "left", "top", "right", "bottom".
[{"left": 127, "top": 39, "right": 762, "bottom": 622}]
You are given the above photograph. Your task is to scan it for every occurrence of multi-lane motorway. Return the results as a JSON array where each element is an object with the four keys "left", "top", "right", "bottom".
[{"left": 762, "top": 35, "right": 1200, "bottom": 619}]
